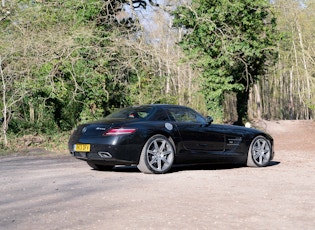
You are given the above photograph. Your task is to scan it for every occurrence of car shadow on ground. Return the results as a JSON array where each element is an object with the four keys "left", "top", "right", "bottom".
[
  {"left": 108, "top": 161, "right": 281, "bottom": 174},
  {"left": 169, "top": 161, "right": 280, "bottom": 173}
]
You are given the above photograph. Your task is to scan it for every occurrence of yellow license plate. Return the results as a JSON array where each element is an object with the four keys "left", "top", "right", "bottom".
[{"left": 74, "top": 144, "right": 90, "bottom": 152}]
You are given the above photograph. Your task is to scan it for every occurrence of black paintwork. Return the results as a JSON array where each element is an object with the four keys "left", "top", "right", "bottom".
[{"left": 68, "top": 104, "right": 274, "bottom": 167}]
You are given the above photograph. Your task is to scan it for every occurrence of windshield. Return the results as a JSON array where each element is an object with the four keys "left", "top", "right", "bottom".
[{"left": 105, "top": 106, "right": 153, "bottom": 119}]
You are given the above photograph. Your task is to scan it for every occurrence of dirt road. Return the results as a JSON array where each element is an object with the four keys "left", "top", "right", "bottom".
[{"left": 0, "top": 120, "right": 314, "bottom": 230}]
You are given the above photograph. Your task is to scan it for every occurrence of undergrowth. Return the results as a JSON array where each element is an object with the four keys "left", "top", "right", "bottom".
[{"left": 0, "top": 132, "right": 70, "bottom": 156}]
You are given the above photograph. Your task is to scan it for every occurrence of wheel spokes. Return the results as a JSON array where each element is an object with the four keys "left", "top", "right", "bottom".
[
  {"left": 147, "top": 139, "right": 174, "bottom": 171},
  {"left": 252, "top": 139, "right": 270, "bottom": 165}
]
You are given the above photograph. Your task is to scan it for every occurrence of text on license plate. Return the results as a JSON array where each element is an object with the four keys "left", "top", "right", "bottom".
[{"left": 74, "top": 144, "right": 90, "bottom": 152}]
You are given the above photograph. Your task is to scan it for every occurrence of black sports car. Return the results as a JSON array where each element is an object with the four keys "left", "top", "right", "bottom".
[{"left": 68, "top": 104, "right": 274, "bottom": 174}]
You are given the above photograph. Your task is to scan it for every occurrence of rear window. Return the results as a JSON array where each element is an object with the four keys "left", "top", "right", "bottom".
[{"left": 105, "top": 106, "right": 153, "bottom": 119}]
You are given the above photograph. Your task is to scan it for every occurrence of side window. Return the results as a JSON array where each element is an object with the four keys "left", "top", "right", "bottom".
[
  {"left": 153, "top": 110, "right": 171, "bottom": 121},
  {"left": 128, "top": 111, "right": 149, "bottom": 118},
  {"left": 169, "top": 108, "right": 205, "bottom": 123}
]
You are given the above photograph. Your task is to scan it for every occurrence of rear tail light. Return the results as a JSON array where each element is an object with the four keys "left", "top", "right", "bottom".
[{"left": 103, "top": 128, "right": 136, "bottom": 136}]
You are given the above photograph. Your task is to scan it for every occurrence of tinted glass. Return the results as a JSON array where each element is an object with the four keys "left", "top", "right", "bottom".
[
  {"left": 167, "top": 107, "right": 206, "bottom": 123},
  {"left": 150, "top": 108, "right": 171, "bottom": 121},
  {"left": 105, "top": 106, "right": 153, "bottom": 119}
]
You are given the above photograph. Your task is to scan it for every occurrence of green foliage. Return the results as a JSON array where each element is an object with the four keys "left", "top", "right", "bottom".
[
  {"left": 1, "top": 0, "right": 282, "bottom": 151},
  {"left": 1, "top": 0, "right": 124, "bottom": 135},
  {"left": 173, "top": 0, "right": 279, "bottom": 120},
  {"left": 2, "top": 0, "right": 165, "bottom": 142}
]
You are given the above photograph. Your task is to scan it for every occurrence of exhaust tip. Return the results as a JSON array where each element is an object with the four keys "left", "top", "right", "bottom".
[{"left": 98, "top": 152, "right": 112, "bottom": 158}]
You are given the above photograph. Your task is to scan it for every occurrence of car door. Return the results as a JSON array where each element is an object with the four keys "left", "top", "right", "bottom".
[{"left": 167, "top": 107, "right": 225, "bottom": 161}]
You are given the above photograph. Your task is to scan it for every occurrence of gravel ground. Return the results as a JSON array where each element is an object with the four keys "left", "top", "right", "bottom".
[{"left": 0, "top": 120, "right": 314, "bottom": 230}]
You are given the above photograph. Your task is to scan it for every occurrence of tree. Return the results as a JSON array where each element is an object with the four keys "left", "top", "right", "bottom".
[
  {"left": 256, "top": 0, "right": 315, "bottom": 120},
  {"left": 0, "top": 0, "right": 194, "bottom": 141},
  {"left": 173, "top": 0, "right": 279, "bottom": 122},
  {"left": 0, "top": 0, "right": 118, "bottom": 137}
]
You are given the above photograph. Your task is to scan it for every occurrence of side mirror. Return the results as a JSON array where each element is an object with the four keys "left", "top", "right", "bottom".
[{"left": 206, "top": 116, "right": 213, "bottom": 124}]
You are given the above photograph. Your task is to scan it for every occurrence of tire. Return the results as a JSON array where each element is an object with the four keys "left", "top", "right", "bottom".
[
  {"left": 247, "top": 135, "right": 272, "bottom": 167},
  {"left": 137, "top": 135, "right": 175, "bottom": 174},
  {"left": 86, "top": 161, "right": 114, "bottom": 171}
]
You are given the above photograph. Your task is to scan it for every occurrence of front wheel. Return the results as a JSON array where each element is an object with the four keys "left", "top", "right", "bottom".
[
  {"left": 137, "top": 135, "right": 175, "bottom": 174},
  {"left": 247, "top": 136, "right": 272, "bottom": 167}
]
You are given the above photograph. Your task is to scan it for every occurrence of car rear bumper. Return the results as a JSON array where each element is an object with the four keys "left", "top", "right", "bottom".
[{"left": 69, "top": 143, "right": 142, "bottom": 164}]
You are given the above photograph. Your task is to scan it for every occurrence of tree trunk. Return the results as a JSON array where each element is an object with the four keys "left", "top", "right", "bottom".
[
  {"left": 223, "top": 92, "right": 238, "bottom": 124},
  {"left": 296, "top": 20, "right": 311, "bottom": 119},
  {"left": 254, "top": 83, "right": 262, "bottom": 120},
  {"left": 29, "top": 102, "right": 35, "bottom": 123},
  {"left": 0, "top": 56, "right": 8, "bottom": 147}
]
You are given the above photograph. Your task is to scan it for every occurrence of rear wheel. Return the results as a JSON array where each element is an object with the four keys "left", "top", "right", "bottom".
[
  {"left": 87, "top": 161, "right": 114, "bottom": 171},
  {"left": 247, "top": 136, "right": 272, "bottom": 167},
  {"left": 137, "top": 135, "right": 175, "bottom": 174}
]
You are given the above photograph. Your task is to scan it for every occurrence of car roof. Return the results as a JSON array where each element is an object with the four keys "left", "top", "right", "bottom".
[{"left": 136, "top": 104, "right": 190, "bottom": 109}]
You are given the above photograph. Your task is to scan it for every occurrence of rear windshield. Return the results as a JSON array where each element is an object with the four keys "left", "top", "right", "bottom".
[{"left": 105, "top": 106, "right": 153, "bottom": 119}]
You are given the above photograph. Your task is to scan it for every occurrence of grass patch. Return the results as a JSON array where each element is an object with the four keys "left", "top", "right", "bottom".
[{"left": 0, "top": 132, "right": 70, "bottom": 156}]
